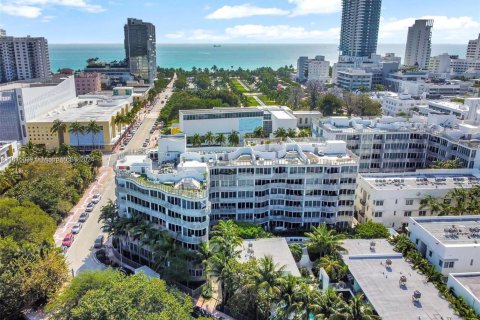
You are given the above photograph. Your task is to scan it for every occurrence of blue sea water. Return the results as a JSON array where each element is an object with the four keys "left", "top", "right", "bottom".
[{"left": 49, "top": 43, "right": 467, "bottom": 71}]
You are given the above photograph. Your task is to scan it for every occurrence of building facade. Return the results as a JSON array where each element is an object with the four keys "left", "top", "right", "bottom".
[
  {"left": 408, "top": 216, "right": 480, "bottom": 276},
  {"left": 74, "top": 72, "right": 101, "bottom": 95},
  {"left": 296, "top": 56, "right": 309, "bottom": 82},
  {"left": 466, "top": 33, "right": 480, "bottom": 60},
  {"left": 339, "top": 0, "right": 382, "bottom": 57},
  {"left": 404, "top": 20, "right": 433, "bottom": 69},
  {"left": 428, "top": 53, "right": 451, "bottom": 74},
  {"left": 307, "top": 56, "right": 330, "bottom": 82},
  {"left": 381, "top": 93, "right": 423, "bottom": 116},
  {"left": 0, "top": 32, "right": 51, "bottom": 83},
  {"left": 336, "top": 69, "right": 373, "bottom": 91},
  {"left": 0, "top": 76, "right": 76, "bottom": 143},
  {"left": 355, "top": 169, "right": 480, "bottom": 229},
  {"left": 0, "top": 140, "right": 19, "bottom": 171},
  {"left": 124, "top": 18, "right": 156, "bottom": 84}
]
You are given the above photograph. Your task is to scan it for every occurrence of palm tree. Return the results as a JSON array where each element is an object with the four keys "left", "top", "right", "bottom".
[
  {"left": 253, "top": 126, "right": 265, "bottom": 138},
  {"left": 420, "top": 195, "right": 442, "bottom": 216},
  {"left": 215, "top": 133, "right": 226, "bottom": 146},
  {"left": 68, "top": 121, "right": 85, "bottom": 149},
  {"left": 315, "top": 287, "right": 344, "bottom": 319},
  {"left": 277, "top": 275, "right": 301, "bottom": 319},
  {"left": 297, "top": 129, "right": 310, "bottom": 138},
  {"left": 227, "top": 130, "right": 240, "bottom": 146},
  {"left": 318, "top": 256, "right": 344, "bottom": 281},
  {"left": 334, "top": 294, "right": 379, "bottom": 320},
  {"left": 286, "top": 128, "right": 297, "bottom": 138},
  {"left": 191, "top": 134, "right": 202, "bottom": 147},
  {"left": 392, "top": 234, "right": 416, "bottom": 256},
  {"left": 204, "top": 131, "right": 215, "bottom": 146},
  {"left": 50, "top": 119, "right": 67, "bottom": 146},
  {"left": 211, "top": 220, "right": 242, "bottom": 259},
  {"left": 274, "top": 127, "right": 287, "bottom": 140},
  {"left": 98, "top": 199, "right": 117, "bottom": 224},
  {"left": 305, "top": 224, "right": 346, "bottom": 258},
  {"left": 114, "top": 115, "right": 125, "bottom": 135},
  {"left": 86, "top": 120, "right": 102, "bottom": 150},
  {"left": 21, "top": 141, "right": 37, "bottom": 157}
]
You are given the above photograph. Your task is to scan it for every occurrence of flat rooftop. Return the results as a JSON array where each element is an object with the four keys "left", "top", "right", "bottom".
[
  {"left": 29, "top": 96, "right": 131, "bottom": 123},
  {"left": 238, "top": 238, "right": 300, "bottom": 277},
  {"left": 270, "top": 109, "right": 296, "bottom": 120},
  {"left": 410, "top": 216, "right": 480, "bottom": 246},
  {"left": 450, "top": 273, "right": 480, "bottom": 303},
  {"left": 180, "top": 107, "right": 262, "bottom": 115},
  {"left": 361, "top": 170, "right": 480, "bottom": 191},
  {"left": 342, "top": 239, "right": 459, "bottom": 320}
]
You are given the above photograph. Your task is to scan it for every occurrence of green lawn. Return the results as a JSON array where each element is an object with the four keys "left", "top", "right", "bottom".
[
  {"left": 246, "top": 96, "right": 260, "bottom": 106},
  {"left": 259, "top": 95, "right": 277, "bottom": 106},
  {"left": 231, "top": 78, "right": 249, "bottom": 93}
]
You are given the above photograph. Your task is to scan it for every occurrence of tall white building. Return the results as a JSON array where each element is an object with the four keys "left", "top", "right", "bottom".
[
  {"left": 0, "top": 76, "right": 76, "bottom": 142},
  {"left": 408, "top": 216, "right": 480, "bottom": 276},
  {"left": 355, "top": 169, "right": 480, "bottom": 229},
  {"left": 466, "top": 33, "right": 480, "bottom": 60},
  {"left": 404, "top": 20, "right": 433, "bottom": 69},
  {"left": 307, "top": 56, "right": 330, "bottom": 82},
  {"left": 0, "top": 31, "right": 51, "bottom": 83}
]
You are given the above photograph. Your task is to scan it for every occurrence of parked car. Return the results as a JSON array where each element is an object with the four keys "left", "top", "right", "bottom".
[
  {"left": 92, "top": 193, "right": 101, "bottom": 204},
  {"left": 85, "top": 202, "right": 95, "bottom": 212},
  {"left": 71, "top": 223, "right": 82, "bottom": 234},
  {"left": 94, "top": 235, "right": 104, "bottom": 248},
  {"left": 78, "top": 212, "right": 89, "bottom": 222},
  {"left": 142, "top": 142, "right": 148, "bottom": 148},
  {"left": 62, "top": 233, "right": 74, "bottom": 247}
]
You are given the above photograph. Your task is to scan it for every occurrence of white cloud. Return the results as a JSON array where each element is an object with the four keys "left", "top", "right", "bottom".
[
  {"left": 164, "top": 25, "right": 340, "bottom": 42},
  {"left": 0, "top": 4, "right": 42, "bottom": 18},
  {"left": 41, "top": 15, "right": 55, "bottom": 22},
  {"left": 288, "top": 0, "right": 341, "bottom": 16},
  {"left": 0, "top": 0, "right": 104, "bottom": 19},
  {"left": 380, "top": 16, "right": 480, "bottom": 43},
  {"left": 206, "top": 4, "right": 289, "bottom": 20}
]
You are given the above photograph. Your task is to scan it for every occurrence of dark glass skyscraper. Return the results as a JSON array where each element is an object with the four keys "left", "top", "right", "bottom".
[
  {"left": 124, "top": 18, "right": 156, "bottom": 84},
  {"left": 339, "top": 0, "right": 382, "bottom": 58}
]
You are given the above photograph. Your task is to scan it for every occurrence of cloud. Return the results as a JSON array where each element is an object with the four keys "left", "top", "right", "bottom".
[
  {"left": 0, "top": 0, "right": 104, "bottom": 19},
  {"left": 0, "top": 4, "right": 42, "bottom": 18},
  {"left": 288, "top": 0, "right": 341, "bottom": 16},
  {"left": 380, "top": 16, "right": 480, "bottom": 43},
  {"left": 206, "top": 4, "right": 289, "bottom": 20},
  {"left": 164, "top": 25, "right": 340, "bottom": 42},
  {"left": 41, "top": 15, "right": 55, "bottom": 22}
]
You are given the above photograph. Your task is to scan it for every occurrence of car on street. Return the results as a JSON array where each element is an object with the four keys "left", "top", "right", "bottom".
[
  {"left": 142, "top": 142, "right": 148, "bottom": 148},
  {"left": 62, "top": 233, "right": 74, "bottom": 247},
  {"left": 94, "top": 235, "right": 104, "bottom": 248},
  {"left": 85, "top": 202, "right": 95, "bottom": 212},
  {"left": 92, "top": 193, "right": 101, "bottom": 204},
  {"left": 71, "top": 223, "right": 82, "bottom": 234},
  {"left": 78, "top": 212, "right": 89, "bottom": 222}
]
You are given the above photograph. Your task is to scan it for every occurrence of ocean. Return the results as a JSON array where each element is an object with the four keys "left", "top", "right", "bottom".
[{"left": 49, "top": 43, "right": 467, "bottom": 72}]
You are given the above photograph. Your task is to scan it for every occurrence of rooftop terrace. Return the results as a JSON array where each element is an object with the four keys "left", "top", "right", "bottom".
[{"left": 410, "top": 216, "right": 480, "bottom": 246}]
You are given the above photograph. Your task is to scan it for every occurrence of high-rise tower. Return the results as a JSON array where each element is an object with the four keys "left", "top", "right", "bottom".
[
  {"left": 404, "top": 19, "right": 433, "bottom": 69},
  {"left": 339, "top": 0, "right": 382, "bottom": 58},
  {"left": 124, "top": 18, "right": 156, "bottom": 84}
]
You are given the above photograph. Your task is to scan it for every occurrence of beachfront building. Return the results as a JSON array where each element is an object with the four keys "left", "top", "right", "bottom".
[
  {"left": 124, "top": 18, "right": 156, "bottom": 84},
  {"left": 404, "top": 20, "right": 433, "bottom": 69},
  {"left": 307, "top": 56, "right": 330, "bottom": 82},
  {"left": 340, "top": 239, "right": 459, "bottom": 320},
  {"left": 336, "top": 69, "right": 372, "bottom": 91},
  {"left": 408, "top": 216, "right": 480, "bottom": 276},
  {"left": 428, "top": 53, "right": 451, "bottom": 74},
  {"left": 0, "top": 140, "right": 19, "bottom": 171},
  {"left": 27, "top": 94, "right": 132, "bottom": 151},
  {"left": 381, "top": 93, "right": 424, "bottom": 116},
  {"left": 354, "top": 169, "right": 480, "bottom": 229},
  {"left": 296, "top": 56, "right": 309, "bottom": 82},
  {"left": 0, "top": 31, "right": 51, "bottom": 83},
  {"left": 0, "top": 76, "right": 76, "bottom": 143},
  {"left": 75, "top": 72, "right": 101, "bottom": 95},
  {"left": 339, "top": 0, "right": 381, "bottom": 58},
  {"left": 178, "top": 106, "right": 298, "bottom": 140},
  {"left": 467, "top": 33, "right": 480, "bottom": 60},
  {"left": 115, "top": 135, "right": 359, "bottom": 255}
]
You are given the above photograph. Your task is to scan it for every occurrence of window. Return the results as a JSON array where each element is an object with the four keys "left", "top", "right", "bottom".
[
  {"left": 428, "top": 251, "right": 432, "bottom": 257},
  {"left": 374, "top": 200, "right": 384, "bottom": 206},
  {"left": 404, "top": 211, "right": 412, "bottom": 217},
  {"left": 444, "top": 261, "right": 454, "bottom": 269},
  {"left": 415, "top": 238, "right": 419, "bottom": 245},
  {"left": 374, "top": 211, "right": 383, "bottom": 217},
  {"left": 405, "top": 199, "right": 414, "bottom": 205},
  {"left": 470, "top": 259, "right": 473, "bottom": 266},
  {"left": 439, "top": 259, "right": 443, "bottom": 267},
  {"left": 419, "top": 210, "right": 426, "bottom": 216}
]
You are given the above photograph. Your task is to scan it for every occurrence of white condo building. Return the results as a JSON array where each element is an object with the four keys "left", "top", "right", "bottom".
[
  {"left": 466, "top": 33, "right": 480, "bottom": 60},
  {"left": 307, "top": 56, "right": 330, "bottom": 82},
  {"left": 0, "top": 31, "right": 51, "bottom": 83},
  {"left": 408, "top": 216, "right": 480, "bottom": 276},
  {"left": 355, "top": 169, "right": 480, "bottom": 229},
  {"left": 404, "top": 20, "right": 433, "bottom": 69},
  {"left": 115, "top": 134, "right": 359, "bottom": 254},
  {"left": 381, "top": 93, "right": 424, "bottom": 116},
  {"left": 428, "top": 53, "right": 451, "bottom": 74}
]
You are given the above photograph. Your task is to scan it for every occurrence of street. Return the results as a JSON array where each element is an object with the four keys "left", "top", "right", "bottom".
[{"left": 54, "top": 75, "right": 176, "bottom": 275}]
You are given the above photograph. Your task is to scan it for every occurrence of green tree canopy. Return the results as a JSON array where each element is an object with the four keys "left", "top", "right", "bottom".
[
  {"left": 354, "top": 221, "right": 390, "bottom": 239},
  {"left": 318, "top": 93, "right": 344, "bottom": 116}
]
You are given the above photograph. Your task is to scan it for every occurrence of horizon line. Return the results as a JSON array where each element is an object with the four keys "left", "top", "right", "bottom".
[{"left": 48, "top": 42, "right": 466, "bottom": 46}]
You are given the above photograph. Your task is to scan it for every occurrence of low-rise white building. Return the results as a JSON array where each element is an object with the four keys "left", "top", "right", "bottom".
[
  {"left": 408, "top": 215, "right": 480, "bottom": 276},
  {"left": 292, "top": 110, "right": 322, "bottom": 128},
  {"left": 336, "top": 69, "right": 372, "bottom": 91},
  {"left": 429, "top": 53, "right": 451, "bottom": 74},
  {"left": 447, "top": 272, "right": 480, "bottom": 315},
  {"left": 0, "top": 140, "right": 19, "bottom": 171},
  {"left": 355, "top": 169, "right": 480, "bottom": 229},
  {"left": 381, "top": 93, "right": 424, "bottom": 116}
]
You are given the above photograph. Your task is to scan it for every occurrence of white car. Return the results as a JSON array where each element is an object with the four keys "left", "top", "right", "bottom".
[
  {"left": 71, "top": 223, "right": 82, "bottom": 234},
  {"left": 92, "top": 193, "right": 101, "bottom": 204}
]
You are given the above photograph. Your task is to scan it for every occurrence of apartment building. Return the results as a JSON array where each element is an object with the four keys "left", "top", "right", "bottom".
[
  {"left": 466, "top": 33, "right": 480, "bottom": 60},
  {"left": 404, "top": 20, "right": 433, "bottom": 69},
  {"left": 0, "top": 76, "right": 76, "bottom": 143},
  {"left": 307, "top": 56, "right": 330, "bottom": 82},
  {"left": 355, "top": 169, "right": 480, "bottom": 229},
  {"left": 75, "top": 72, "right": 101, "bottom": 95},
  {"left": 179, "top": 106, "right": 298, "bottom": 139},
  {"left": 0, "top": 31, "right": 51, "bottom": 83},
  {"left": 124, "top": 18, "right": 156, "bottom": 84},
  {"left": 409, "top": 216, "right": 480, "bottom": 276},
  {"left": 381, "top": 93, "right": 424, "bottom": 116},
  {"left": 115, "top": 135, "right": 359, "bottom": 255},
  {"left": 336, "top": 69, "right": 372, "bottom": 91},
  {"left": 428, "top": 53, "right": 451, "bottom": 74}
]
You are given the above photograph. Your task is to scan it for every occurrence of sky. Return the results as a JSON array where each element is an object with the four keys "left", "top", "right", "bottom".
[{"left": 1, "top": 0, "right": 479, "bottom": 44}]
